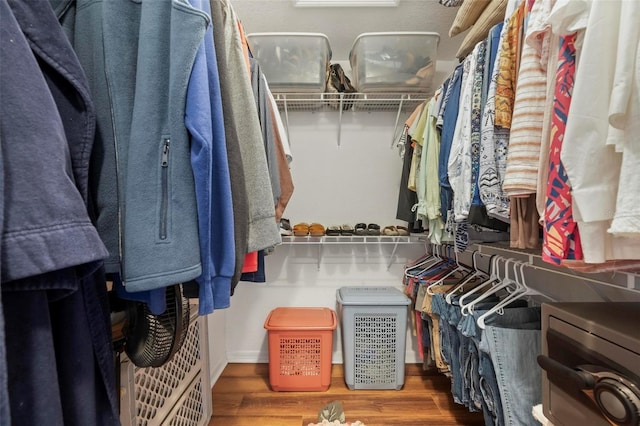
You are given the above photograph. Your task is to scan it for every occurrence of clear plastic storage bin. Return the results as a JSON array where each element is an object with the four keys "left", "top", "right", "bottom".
[
  {"left": 264, "top": 307, "right": 337, "bottom": 391},
  {"left": 247, "top": 32, "right": 332, "bottom": 93},
  {"left": 336, "top": 286, "right": 411, "bottom": 390},
  {"left": 349, "top": 32, "right": 440, "bottom": 93}
]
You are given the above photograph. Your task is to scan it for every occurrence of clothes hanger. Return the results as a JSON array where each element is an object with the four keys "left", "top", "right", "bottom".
[
  {"left": 406, "top": 244, "right": 451, "bottom": 279},
  {"left": 414, "top": 245, "right": 455, "bottom": 283},
  {"left": 444, "top": 251, "right": 490, "bottom": 304},
  {"left": 474, "top": 261, "right": 526, "bottom": 328},
  {"left": 476, "top": 261, "right": 554, "bottom": 329},
  {"left": 466, "top": 258, "right": 526, "bottom": 316},
  {"left": 456, "top": 254, "right": 504, "bottom": 311},
  {"left": 426, "top": 249, "right": 471, "bottom": 295},
  {"left": 461, "top": 257, "right": 520, "bottom": 316},
  {"left": 405, "top": 244, "right": 442, "bottom": 278},
  {"left": 405, "top": 244, "right": 435, "bottom": 270}
]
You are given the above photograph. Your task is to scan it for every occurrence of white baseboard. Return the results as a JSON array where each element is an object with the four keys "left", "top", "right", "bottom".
[
  {"left": 209, "top": 357, "right": 228, "bottom": 385},
  {"left": 225, "top": 350, "right": 421, "bottom": 365},
  {"left": 226, "top": 350, "right": 269, "bottom": 364}
]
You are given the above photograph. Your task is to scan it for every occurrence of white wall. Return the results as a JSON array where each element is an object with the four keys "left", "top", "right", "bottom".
[
  {"left": 207, "top": 106, "right": 429, "bottom": 377},
  {"left": 206, "top": 57, "right": 460, "bottom": 384}
]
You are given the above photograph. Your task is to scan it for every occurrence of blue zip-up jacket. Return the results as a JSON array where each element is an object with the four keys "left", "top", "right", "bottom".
[
  {"left": 185, "top": 0, "right": 236, "bottom": 314},
  {"left": 66, "top": 0, "right": 209, "bottom": 291}
]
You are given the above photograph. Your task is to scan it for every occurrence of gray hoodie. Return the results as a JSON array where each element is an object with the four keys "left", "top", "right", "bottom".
[{"left": 210, "top": 0, "right": 281, "bottom": 253}]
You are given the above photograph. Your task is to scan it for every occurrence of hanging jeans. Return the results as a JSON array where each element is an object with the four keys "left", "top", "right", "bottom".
[
  {"left": 457, "top": 302, "right": 530, "bottom": 410},
  {"left": 479, "top": 347, "right": 503, "bottom": 425},
  {"left": 433, "top": 293, "right": 498, "bottom": 405},
  {"left": 458, "top": 306, "right": 540, "bottom": 425},
  {"left": 479, "top": 320, "right": 542, "bottom": 426},
  {"left": 447, "top": 296, "right": 503, "bottom": 406}
]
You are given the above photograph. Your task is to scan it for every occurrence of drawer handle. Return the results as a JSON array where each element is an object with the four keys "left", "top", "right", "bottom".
[{"left": 537, "top": 355, "right": 595, "bottom": 390}]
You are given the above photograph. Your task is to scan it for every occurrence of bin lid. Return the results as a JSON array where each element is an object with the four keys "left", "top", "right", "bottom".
[
  {"left": 264, "top": 307, "right": 337, "bottom": 330},
  {"left": 337, "top": 286, "right": 411, "bottom": 306},
  {"left": 246, "top": 32, "right": 332, "bottom": 60}
]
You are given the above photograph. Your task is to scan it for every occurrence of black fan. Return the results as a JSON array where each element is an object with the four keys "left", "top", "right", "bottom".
[{"left": 122, "top": 284, "right": 191, "bottom": 368}]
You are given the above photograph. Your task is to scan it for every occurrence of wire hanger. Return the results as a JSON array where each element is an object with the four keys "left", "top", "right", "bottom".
[{"left": 444, "top": 251, "right": 490, "bottom": 304}]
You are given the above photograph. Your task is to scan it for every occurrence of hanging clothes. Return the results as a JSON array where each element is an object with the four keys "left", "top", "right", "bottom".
[
  {"left": 448, "top": 51, "right": 476, "bottom": 222},
  {"left": 64, "top": 0, "right": 208, "bottom": 291},
  {"left": 479, "top": 22, "right": 511, "bottom": 223},
  {"left": 415, "top": 96, "right": 446, "bottom": 244},
  {"left": 267, "top": 78, "right": 295, "bottom": 223},
  {"left": 250, "top": 58, "right": 282, "bottom": 206},
  {"left": 439, "top": 63, "right": 465, "bottom": 223},
  {"left": 210, "top": 0, "right": 281, "bottom": 255},
  {"left": 550, "top": 0, "right": 640, "bottom": 263},
  {"left": 1, "top": 0, "right": 118, "bottom": 423},
  {"left": 607, "top": 0, "right": 640, "bottom": 239},
  {"left": 494, "top": 0, "right": 526, "bottom": 129},
  {"left": 541, "top": 33, "right": 583, "bottom": 264},
  {"left": 184, "top": 0, "right": 236, "bottom": 314},
  {"left": 502, "top": 0, "right": 548, "bottom": 196},
  {"left": 530, "top": 0, "right": 560, "bottom": 222},
  {"left": 210, "top": 0, "right": 281, "bottom": 292}
]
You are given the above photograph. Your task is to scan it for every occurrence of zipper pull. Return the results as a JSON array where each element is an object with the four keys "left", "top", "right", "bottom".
[{"left": 161, "top": 138, "right": 170, "bottom": 167}]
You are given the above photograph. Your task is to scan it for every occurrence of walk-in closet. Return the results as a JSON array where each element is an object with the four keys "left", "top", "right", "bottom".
[{"left": 1, "top": 0, "right": 639, "bottom": 426}]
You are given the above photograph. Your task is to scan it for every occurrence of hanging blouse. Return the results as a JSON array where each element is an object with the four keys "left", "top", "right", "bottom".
[
  {"left": 607, "top": 0, "right": 640, "bottom": 239},
  {"left": 529, "top": 0, "right": 559, "bottom": 221},
  {"left": 448, "top": 49, "right": 476, "bottom": 222},
  {"left": 407, "top": 103, "right": 426, "bottom": 192},
  {"left": 479, "top": 23, "right": 511, "bottom": 223},
  {"left": 551, "top": 0, "right": 640, "bottom": 262},
  {"left": 469, "top": 40, "right": 487, "bottom": 208},
  {"left": 541, "top": 33, "right": 582, "bottom": 264},
  {"left": 494, "top": 0, "right": 525, "bottom": 129},
  {"left": 502, "top": 0, "right": 549, "bottom": 196},
  {"left": 439, "top": 63, "right": 465, "bottom": 222},
  {"left": 425, "top": 97, "right": 446, "bottom": 244}
]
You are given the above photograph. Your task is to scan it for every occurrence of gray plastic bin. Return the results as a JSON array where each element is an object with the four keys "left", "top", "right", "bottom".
[{"left": 336, "top": 286, "right": 411, "bottom": 390}]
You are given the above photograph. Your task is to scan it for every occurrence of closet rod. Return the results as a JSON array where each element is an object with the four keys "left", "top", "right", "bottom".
[
  {"left": 426, "top": 243, "right": 640, "bottom": 297},
  {"left": 473, "top": 243, "right": 640, "bottom": 292},
  {"left": 519, "top": 262, "right": 640, "bottom": 295}
]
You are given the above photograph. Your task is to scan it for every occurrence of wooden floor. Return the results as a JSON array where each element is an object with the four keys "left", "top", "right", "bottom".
[{"left": 210, "top": 363, "right": 485, "bottom": 426}]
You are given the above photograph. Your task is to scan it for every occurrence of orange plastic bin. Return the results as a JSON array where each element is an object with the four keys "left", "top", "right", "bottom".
[{"left": 264, "top": 307, "right": 337, "bottom": 391}]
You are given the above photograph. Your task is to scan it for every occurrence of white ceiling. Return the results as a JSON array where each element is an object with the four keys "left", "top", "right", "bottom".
[{"left": 231, "top": 0, "right": 466, "bottom": 63}]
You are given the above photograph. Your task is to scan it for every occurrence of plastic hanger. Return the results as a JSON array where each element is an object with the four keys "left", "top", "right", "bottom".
[
  {"left": 404, "top": 245, "right": 435, "bottom": 270},
  {"left": 409, "top": 244, "right": 457, "bottom": 280},
  {"left": 405, "top": 244, "right": 443, "bottom": 278},
  {"left": 444, "top": 251, "right": 490, "bottom": 304},
  {"left": 457, "top": 254, "right": 504, "bottom": 313},
  {"left": 461, "top": 257, "right": 520, "bottom": 316},
  {"left": 476, "top": 262, "right": 556, "bottom": 329},
  {"left": 426, "top": 249, "right": 471, "bottom": 295},
  {"left": 475, "top": 261, "right": 526, "bottom": 328}
]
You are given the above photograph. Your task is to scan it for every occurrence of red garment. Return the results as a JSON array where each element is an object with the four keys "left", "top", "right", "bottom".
[
  {"left": 242, "top": 251, "right": 258, "bottom": 273},
  {"left": 542, "top": 34, "right": 583, "bottom": 265}
]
